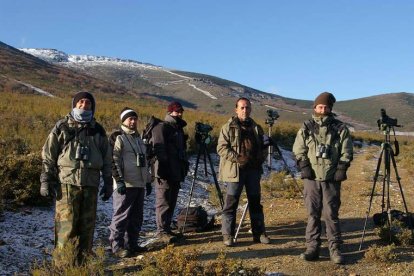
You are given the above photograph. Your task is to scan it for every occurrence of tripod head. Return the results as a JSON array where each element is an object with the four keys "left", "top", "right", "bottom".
[
  {"left": 195, "top": 122, "right": 213, "bottom": 145},
  {"left": 377, "top": 108, "right": 402, "bottom": 133},
  {"left": 265, "top": 109, "right": 280, "bottom": 127}
]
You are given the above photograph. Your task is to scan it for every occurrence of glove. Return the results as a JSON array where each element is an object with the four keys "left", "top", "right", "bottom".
[
  {"left": 334, "top": 162, "right": 350, "bottom": 182},
  {"left": 40, "top": 182, "right": 50, "bottom": 197},
  {"left": 100, "top": 177, "right": 113, "bottom": 201},
  {"left": 237, "top": 155, "right": 248, "bottom": 167},
  {"left": 298, "top": 159, "right": 313, "bottom": 179},
  {"left": 146, "top": 182, "right": 152, "bottom": 196},
  {"left": 116, "top": 181, "right": 126, "bottom": 195}
]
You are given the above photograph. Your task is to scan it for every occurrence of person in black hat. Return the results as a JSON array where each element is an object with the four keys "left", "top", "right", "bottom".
[
  {"left": 151, "top": 101, "right": 189, "bottom": 243},
  {"left": 293, "top": 92, "right": 353, "bottom": 264},
  {"left": 108, "top": 107, "right": 152, "bottom": 258},
  {"left": 40, "top": 91, "right": 113, "bottom": 264}
]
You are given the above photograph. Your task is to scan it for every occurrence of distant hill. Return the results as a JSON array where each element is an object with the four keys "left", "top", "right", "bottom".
[{"left": 1, "top": 41, "right": 414, "bottom": 131}]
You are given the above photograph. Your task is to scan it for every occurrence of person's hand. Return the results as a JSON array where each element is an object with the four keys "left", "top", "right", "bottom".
[
  {"left": 334, "top": 162, "right": 349, "bottom": 182},
  {"left": 116, "top": 181, "right": 126, "bottom": 195},
  {"left": 40, "top": 182, "right": 50, "bottom": 197},
  {"left": 146, "top": 183, "right": 152, "bottom": 196},
  {"left": 298, "top": 160, "right": 313, "bottom": 179},
  {"left": 100, "top": 177, "right": 113, "bottom": 201},
  {"left": 237, "top": 155, "right": 248, "bottom": 166}
]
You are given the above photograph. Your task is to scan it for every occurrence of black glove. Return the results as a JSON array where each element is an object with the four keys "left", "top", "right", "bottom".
[
  {"left": 40, "top": 182, "right": 50, "bottom": 197},
  {"left": 146, "top": 182, "right": 152, "bottom": 196},
  {"left": 116, "top": 181, "right": 126, "bottom": 195},
  {"left": 334, "top": 162, "right": 350, "bottom": 182},
  {"left": 298, "top": 159, "right": 313, "bottom": 179},
  {"left": 100, "top": 177, "right": 113, "bottom": 201}
]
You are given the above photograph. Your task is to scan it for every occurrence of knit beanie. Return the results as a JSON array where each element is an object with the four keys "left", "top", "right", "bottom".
[
  {"left": 314, "top": 92, "right": 336, "bottom": 108},
  {"left": 72, "top": 91, "right": 95, "bottom": 113},
  {"left": 120, "top": 107, "right": 138, "bottom": 122},
  {"left": 167, "top": 101, "right": 184, "bottom": 113}
]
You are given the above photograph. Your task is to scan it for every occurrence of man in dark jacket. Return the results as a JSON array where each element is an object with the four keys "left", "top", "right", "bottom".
[
  {"left": 293, "top": 92, "right": 353, "bottom": 264},
  {"left": 40, "top": 91, "right": 113, "bottom": 264},
  {"left": 151, "top": 101, "right": 188, "bottom": 243}
]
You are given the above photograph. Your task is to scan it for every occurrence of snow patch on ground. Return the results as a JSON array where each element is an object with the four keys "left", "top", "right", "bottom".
[{"left": 0, "top": 151, "right": 296, "bottom": 275}]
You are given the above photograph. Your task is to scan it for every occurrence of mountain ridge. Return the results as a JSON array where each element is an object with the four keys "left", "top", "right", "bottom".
[{"left": 1, "top": 41, "right": 413, "bottom": 130}]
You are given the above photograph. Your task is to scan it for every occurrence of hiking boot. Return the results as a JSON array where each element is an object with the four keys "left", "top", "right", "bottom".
[
  {"left": 253, "top": 234, "right": 271, "bottom": 244},
  {"left": 300, "top": 248, "right": 319, "bottom": 261},
  {"left": 129, "top": 245, "right": 147, "bottom": 254},
  {"left": 157, "top": 233, "right": 178, "bottom": 244},
  {"left": 330, "top": 248, "right": 344, "bottom": 264},
  {"left": 167, "top": 230, "right": 184, "bottom": 239},
  {"left": 114, "top": 248, "right": 130, "bottom": 258},
  {"left": 223, "top": 235, "right": 234, "bottom": 247}
]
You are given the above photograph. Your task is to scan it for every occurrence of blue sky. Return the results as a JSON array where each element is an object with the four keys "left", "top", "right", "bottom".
[{"left": 1, "top": 1, "right": 414, "bottom": 101}]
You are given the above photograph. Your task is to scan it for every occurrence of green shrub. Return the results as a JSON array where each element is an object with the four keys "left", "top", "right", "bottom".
[
  {"left": 262, "top": 171, "right": 303, "bottom": 199},
  {"left": 375, "top": 220, "right": 414, "bottom": 246},
  {"left": 364, "top": 244, "right": 397, "bottom": 263},
  {"left": 136, "top": 245, "right": 263, "bottom": 276},
  {"left": 32, "top": 239, "right": 106, "bottom": 276},
  {"left": 0, "top": 140, "right": 49, "bottom": 206}
]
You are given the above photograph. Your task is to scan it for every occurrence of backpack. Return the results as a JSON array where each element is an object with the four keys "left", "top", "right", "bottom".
[
  {"left": 373, "top": 209, "right": 414, "bottom": 229},
  {"left": 176, "top": 206, "right": 214, "bottom": 233},
  {"left": 141, "top": 116, "right": 163, "bottom": 161}
]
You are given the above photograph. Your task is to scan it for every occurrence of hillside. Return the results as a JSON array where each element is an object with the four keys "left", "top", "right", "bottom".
[
  {"left": 1, "top": 41, "right": 414, "bottom": 130},
  {"left": 0, "top": 42, "right": 134, "bottom": 98}
]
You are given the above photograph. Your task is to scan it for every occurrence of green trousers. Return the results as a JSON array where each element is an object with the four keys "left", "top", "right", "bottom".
[{"left": 55, "top": 184, "right": 98, "bottom": 261}]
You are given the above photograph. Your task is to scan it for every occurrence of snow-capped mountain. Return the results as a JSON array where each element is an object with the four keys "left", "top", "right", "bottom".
[{"left": 20, "top": 48, "right": 161, "bottom": 70}]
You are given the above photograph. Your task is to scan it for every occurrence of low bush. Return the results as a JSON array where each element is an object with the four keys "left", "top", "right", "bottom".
[
  {"left": 0, "top": 138, "right": 49, "bottom": 207},
  {"left": 32, "top": 240, "right": 106, "bottom": 276},
  {"left": 261, "top": 171, "right": 303, "bottom": 199},
  {"left": 137, "top": 245, "right": 263, "bottom": 276},
  {"left": 364, "top": 244, "right": 397, "bottom": 263}
]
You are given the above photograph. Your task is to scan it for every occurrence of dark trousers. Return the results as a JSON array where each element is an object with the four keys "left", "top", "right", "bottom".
[
  {"left": 221, "top": 169, "right": 265, "bottom": 237},
  {"left": 109, "top": 187, "right": 145, "bottom": 252},
  {"left": 155, "top": 178, "right": 180, "bottom": 233},
  {"left": 303, "top": 179, "right": 342, "bottom": 251}
]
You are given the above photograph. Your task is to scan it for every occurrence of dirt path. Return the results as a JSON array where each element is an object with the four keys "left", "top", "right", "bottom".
[{"left": 110, "top": 145, "right": 414, "bottom": 275}]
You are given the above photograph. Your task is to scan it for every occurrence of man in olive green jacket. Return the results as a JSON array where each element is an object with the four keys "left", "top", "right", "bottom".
[
  {"left": 217, "top": 97, "right": 269, "bottom": 246},
  {"left": 293, "top": 92, "right": 353, "bottom": 264},
  {"left": 40, "top": 91, "right": 112, "bottom": 264}
]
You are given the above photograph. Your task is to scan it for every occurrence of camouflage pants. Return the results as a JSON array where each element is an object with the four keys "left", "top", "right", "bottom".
[{"left": 55, "top": 184, "right": 98, "bottom": 257}]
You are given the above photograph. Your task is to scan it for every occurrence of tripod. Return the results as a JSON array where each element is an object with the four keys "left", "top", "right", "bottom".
[
  {"left": 180, "top": 133, "right": 224, "bottom": 233},
  {"left": 359, "top": 125, "right": 413, "bottom": 250},
  {"left": 234, "top": 121, "right": 303, "bottom": 242}
]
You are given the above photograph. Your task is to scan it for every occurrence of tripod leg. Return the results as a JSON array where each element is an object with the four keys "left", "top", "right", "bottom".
[
  {"left": 359, "top": 147, "right": 385, "bottom": 250},
  {"left": 205, "top": 148, "right": 224, "bottom": 209},
  {"left": 267, "top": 125, "right": 273, "bottom": 171},
  {"left": 389, "top": 147, "right": 414, "bottom": 237},
  {"left": 234, "top": 202, "right": 249, "bottom": 243},
  {"left": 181, "top": 148, "right": 202, "bottom": 233},
  {"left": 273, "top": 143, "right": 304, "bottom": 197}
]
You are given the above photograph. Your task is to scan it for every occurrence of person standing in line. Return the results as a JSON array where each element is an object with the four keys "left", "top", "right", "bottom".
[
  {"left": 217, "top": 97, "right": 270, "bottom": 246},
  {"left": 151, "top": 101, "right": 189, "bottom": 243},
  {"left": 108, "top": 107, "right": 152, "bottom": 258},
  {"left": 40, "top": 91, "right": 113, "bottom": 264},
  {"left": 293, "top": 92, "right": 353, "bottom": 264}
]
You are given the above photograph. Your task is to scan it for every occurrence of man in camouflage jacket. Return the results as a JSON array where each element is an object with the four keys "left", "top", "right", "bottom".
[
  {"left": 293, "top": 92, "right": 353, "bottom": 264},
  {"left": 40, "top": 91, "right": 112, "bottom": 264}
]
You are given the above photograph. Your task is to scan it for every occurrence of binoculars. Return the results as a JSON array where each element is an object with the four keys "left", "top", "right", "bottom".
[
  {"left": 136, "top": 153, "right": 146, "bottom": 167},
  {"left": 75, "top": 144, "right": 90, "bottom": 161},
  {"left": 316, "top": 144, "right": 330, "bottom": 159}
]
